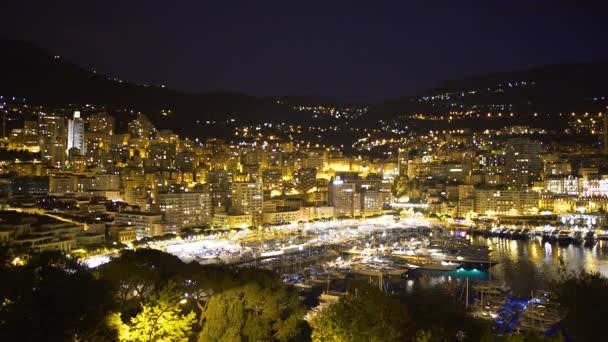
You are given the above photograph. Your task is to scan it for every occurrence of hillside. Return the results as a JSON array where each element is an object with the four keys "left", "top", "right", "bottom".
[
  {"left": 0, "top": 39, "right": 306, "bottom": 136},
  {"left": 3, "top": 38, "right": 608, "bottom": 135},
  {"left": 371, "top": 62, "right": 608, "bottom": 119}
]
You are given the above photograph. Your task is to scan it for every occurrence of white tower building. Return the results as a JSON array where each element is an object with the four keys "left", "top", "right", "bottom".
[{"left": 67, "top": 111, "right": 85, "bottom": 155}]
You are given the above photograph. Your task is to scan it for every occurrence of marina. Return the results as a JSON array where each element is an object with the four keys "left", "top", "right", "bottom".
[{"left": 96, "top": 215, "right": 608, "bottom": 335}]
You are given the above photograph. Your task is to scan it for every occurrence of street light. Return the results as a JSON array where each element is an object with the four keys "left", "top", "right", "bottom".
[{"left": 147, "top": 298, "right": 188, "bottom": 342}]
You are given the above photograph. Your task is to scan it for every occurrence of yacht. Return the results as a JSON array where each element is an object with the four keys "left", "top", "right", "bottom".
[{"left": 557, "top": 230, "right": 573, "bottom": 244}]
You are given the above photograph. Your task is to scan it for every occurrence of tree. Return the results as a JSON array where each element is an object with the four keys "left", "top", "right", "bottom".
[
  {"left": 558, "top": 272, "right": 608, "bottom": 341},
  {"left": 415, "top": 330, "right": 433, "bottom": 342},
  {"left": 480, "top": 331, "right": 564, "bottom": 342},
  {"left": 308, "top": 285, "right": 412, "bottom": 342},
  {"left": 0, "top": 251, "right": 117, "bottom": 341},
  {"left": 181, "top": 262, "right": 237, "bottom": 328},
  {"left": 99, "top": 249, "right": 184, "bottom": 308},
  {"left": 399, "top": 289, "right": 491, "bottom": 341},
  {"left": 198, "top": 268, "right": 305, "bottom": 342},
  {"left": 501, "top": 259, "right": 542, "bottom": 298},
  {"left": 125, "top": 281, "right": 196, "bottom": 342}
]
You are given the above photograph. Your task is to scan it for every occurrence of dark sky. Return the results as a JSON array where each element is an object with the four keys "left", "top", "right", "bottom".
[{"left": 2, "top": 1, "right": 607, "bottom": 102}]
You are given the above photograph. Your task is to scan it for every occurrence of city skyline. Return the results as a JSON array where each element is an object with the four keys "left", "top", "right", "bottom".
[{"left": 2, "top": 3, "right": 608, "bottom": 341}]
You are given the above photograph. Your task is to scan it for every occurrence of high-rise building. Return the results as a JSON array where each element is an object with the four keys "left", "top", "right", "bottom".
[
  {"left": 504, "top": 138, "right": 542, "bottom": 189},
  {"left": 146, "top": 143, "right": 177, "bottom": 171},
  {"left": 67, "top": 111, "right": 85, "bottom": 155},
  {"left": 128, "top": 113, "right": 156, "bottom": 139},
  {"left": 230, "top": 181, "right": 263, "bottom": 226},
  {"left": 156, "top": 191, "right": 212, "bottom": 228},
  {"left": 397, "top": 148, "right": 409, "bottom": 176},
  {"left": 294, "top": 167, "right": 317, "bottom": 193},
  {"left": 328, "top": 178, "right": 361, "bottom": 217},
  {"left": 474, "top": 189, "right": 539, "bottom": 215},
  {"left": 361, "top": 189, "right": 383, "bottom": 216},
  {"left": 88, "top": 112, "right": 115, "bottom": 134}
]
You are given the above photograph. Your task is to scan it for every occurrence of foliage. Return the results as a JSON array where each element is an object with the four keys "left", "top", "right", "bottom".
[
  {"left": 133, "top": 234, "right": 178, "bottom": 246},
  {"left": 309, "top": 285, "right": 412, "bottom": 342},
  {"left": 415, "top": 330, "right": 433, "bottom": 342},
  {"left": 198, "top": 268, "right": 305, "bottom": 342},
  {"left": 557, "top": 271, "right": 608, "bottom": 341},
  {"left": 393, "top": 176, "right": 426, "bottom": 200},
  {"left": 480, "top": 331, "right": 564, "bottom": 342},
  {"left": 99, "top": 248, "right": 184, "bottom": 307},
  {"left": 501, "top": 259, "right": 543, "bottom": 298},
  {"left": 0, "top": 251, "right": 116, "bottom": 341},
  {"left": 0, "top": 245, "right": 12, "bottom": 269},
  {"left": 124, "top": 281, "right": 196, "bottom": 342},
  {"left": 400, "top": 288, "right": 491, "bottom": 341}
]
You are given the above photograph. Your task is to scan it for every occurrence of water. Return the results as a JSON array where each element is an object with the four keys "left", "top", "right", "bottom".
[
  {"left": 471, "top": 235, "right": 608, "bottom": 285},
  {"left": 385, "top": 235, "right": 608, "bottom": 294}
]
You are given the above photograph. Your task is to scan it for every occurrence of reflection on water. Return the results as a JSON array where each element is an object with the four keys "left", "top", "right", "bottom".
[
  {"left": 395, "top": 236, "right": 608, "bottom": 295},
  {"left": 472, "top": 236, "right": 608, "bottom": 283}
]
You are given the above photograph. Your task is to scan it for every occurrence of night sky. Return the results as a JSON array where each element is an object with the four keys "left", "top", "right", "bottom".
[{"left": 2, "top": 1, "right": 607, "bottom": 102}]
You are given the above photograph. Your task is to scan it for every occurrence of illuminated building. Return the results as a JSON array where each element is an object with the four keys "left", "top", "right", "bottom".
[
  {"left": 241, "top": 163, "right": 261, "bottom": 181},
  {"left": 361, "top": 189, "right": 383, "bottom": 216},
  {"left": 545, "top": 176, "right": 579, "bottom": 195},
  {"left": 39, "top": 115, "right": 67, "bottom": 167},
  {"left": 262, "top": 168, "right": 283, "bottom": 193},
  {"left": 231, "top": 181, "right": 263, "bottom": 226},
  {"left": 581, "top": 176, "right": 608, "bottom": 197},
  {"left": 88, "top": 112, "right": 115, "bottom": 134},
  {"left": 94, "top": 174, "right": 121, "bottom": 191},
  {"left": 49, "top": 175, "right": 77, "bottom": 195},
  {"left": 156, "top": 191, "right": 212, "bottom": 228},
  {"left": 40, "top": 141, "right": 66, "bottom": 167},
  {"left": 397, "top": 148, "right": 409, "bottom": 176},
  {"left": 212, "top": 213, "right": 252, "bottom": 229},
  {"left": 67, "top": 111, "right": 86, "bottom": 155},
  {"left": 328, "top": 178, "right": 361, "bottom": 217},
  {"left": 128, "top": 113, "right": 156, "bottom": 139},
  {"left": 262, "top": 210, "right": 301, "bottom": 225},
  {"left": 9, "top": 222, "right": 80, "bottom": 252},
  {"left": 474, "top": 189, "right": 539, "bottom": 215},
  {"left": 156, "top": 129, "right": 179, "bottom": 144},
  {"left": 108, "top": 225, "right": 137, "bottom": 244},
  {"left": 544, "top": 161, "right": 572, "bottom": 176},
  {"left": 146, "top": 143, "right": 177, "bottom": 171},
  {"left": 8, "top": 176, "right": 49, "bottom": 196},
  {"left": 114, "top": 211, "right": 164, "bottom": 239},
  {"left": 124, "top": 186, "right": 152, "bottom": 209},
  {"left": 504, "top": 138, "right": 542, "bottom": 188},
  {"left": 294, "top": 167, "right": 317, "bottom": 193},
  {"left": 299, "top": 205, "right": 334, "bottom": 221}
]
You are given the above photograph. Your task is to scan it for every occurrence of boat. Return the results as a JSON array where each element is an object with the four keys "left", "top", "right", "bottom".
[
  {"left": 498, "top": 228, "right": 511, "bottom": 237},
  {"left": 557, "top": 230, "right": 573, "bottom": 244},
  {"left": 485, "top": 227, "right": 501, "bottom": 237},
  {"left": 509, "top": 228, "right": 522, "bottom": 239},
  {"left": 518, "top": 302, "right": 561, "bottom": 332},
  {"left": 544, "top": 229, "right": 559, "bottom": 242},
  {"left": 351, "top": 263, "right": 408, "bottom": 276},
  {"left": 518, "top": 228, "right": 532, "bottom": 240},
  {"left": 584, "top": 230, "right": 596, "bottom": 246},
  {"left": 414, "top": 260, "right": 461, "bottom": 271},
  {"left": 596, "top": 229, "right": 608, "bottom": 240},
  {"left": 571, "top": 230, "right": 583, "bottom": 245}
]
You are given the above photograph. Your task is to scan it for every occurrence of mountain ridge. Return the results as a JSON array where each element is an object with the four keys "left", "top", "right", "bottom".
[{"left": 2, "top": 39, "right": 608, "bottom": 131}]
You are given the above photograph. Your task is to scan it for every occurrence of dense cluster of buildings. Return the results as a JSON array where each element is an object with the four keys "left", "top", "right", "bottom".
[
  {"left": 397, "top": 129, "right": 608, "bottom": 220},
  {"left": 0, "top": 109, "right": 397, "bottom": 250},
  {"left": 2, "top": 100, "right": 608, "bottom": 254}
]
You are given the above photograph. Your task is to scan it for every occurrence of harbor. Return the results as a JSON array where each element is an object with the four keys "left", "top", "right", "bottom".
[{"left": 92, "top": 215, "right": 608, "bottom": 335}]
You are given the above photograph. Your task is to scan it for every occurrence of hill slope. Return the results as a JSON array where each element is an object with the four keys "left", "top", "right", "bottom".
[
  {"left": 372, "top": 62, "right": 608, "bottom": 118},
  {"left": 0, "top": 39, "right": 304, "bottom": 136}
]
